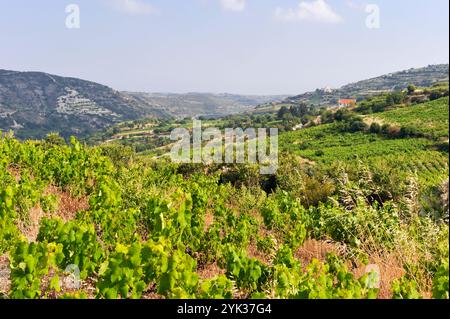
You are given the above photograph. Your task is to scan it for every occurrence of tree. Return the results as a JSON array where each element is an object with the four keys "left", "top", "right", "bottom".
[
  {"left": 399, "top": 126, "right": 418, "bottom": 138},
  {"left": 407, "top": 84, "right": 416, "bottom": 95},
  {"left": 334, "top": 109, "right": 352, "bottom": 122},
  {"left": 381, "top": 124, "right": 391, "bottom": 135},
  {"left": 321, "top": 111, "right": 335, "bottom": 124},
  {"left": 277, "top": 106, "right": 290, "bottom": 120},
  {"left": 369, "top": 122, "right": 382, "bottom": 134},
  {"left": 349, "top": 120, "right": 368, "bottom": 132},
  {"left": 290, "top": 103, "right": 309, "bottom": 118},
  {"left": 44, "top": 133, "right": 66, "bottom": 146}
]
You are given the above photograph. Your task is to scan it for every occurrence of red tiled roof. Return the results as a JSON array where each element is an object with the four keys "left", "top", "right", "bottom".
[{"left": 339, "top": 99, "right": 356, "bottom": 104}]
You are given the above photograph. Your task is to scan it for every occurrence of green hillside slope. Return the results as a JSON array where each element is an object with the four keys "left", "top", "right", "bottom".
[
  {"left": 367, "top": 97, "right": 449, "bottom": 139},
  {"left": 1, "top": 84, "right": 448, "bottom": 300}
]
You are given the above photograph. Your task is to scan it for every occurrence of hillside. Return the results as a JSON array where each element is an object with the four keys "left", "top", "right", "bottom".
[
  {"left": 0, "top": 70, "right": 285, "bottom": 140},
  {"left": 1, "top": 65, "right": 446, "bottom": 140},
  {"left": 95, "top": 93, "right": 449, "bottom": 192},
  {"left": 366, "top": 97, "right": 449, "bottom": 139},
  {"left": 259, "top": 64, "right": 449, "bottom": 111},
  {"left": 0, "top": 70, "right": 173, "bottom": 139},
  {"left": 0, "top": 89, "right": 448, "bottom": 299},
  {"left": 127, "top": 92, "right": 287, "bottom": 119}
]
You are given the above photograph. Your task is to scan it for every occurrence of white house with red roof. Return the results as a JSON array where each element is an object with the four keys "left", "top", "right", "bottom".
[{"left": 338, "top": 99, "right": 357, "bottom": 108}]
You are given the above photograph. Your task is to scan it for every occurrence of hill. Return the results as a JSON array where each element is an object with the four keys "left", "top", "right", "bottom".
[
  {"left": 0, "top": 70, "right": 171, "bottom": 139},
  {"left": 1, "top": 65, "right": 447, "bottom": 140},
  {"left": 0, "top": 89, "right": 448, "bottom": 299},
  {"left": 258, "top": 64, "right": 449, "bottom": 111},
  {"left": 96, "top": 93, "right": 449, "bottom": 193},
  {"left": 0, "top": 70, "right": 285, "bottom": 140},
  {"left": 366, "top": 97, "right": 449, "bottom": 139},
  {"left": 127, "top": 92, "right": 287, "bottom": 119}
]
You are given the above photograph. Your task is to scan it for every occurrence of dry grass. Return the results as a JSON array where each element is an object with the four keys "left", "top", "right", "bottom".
[
  {"left": 44, "top": 186, "right": 89, "bottom": 221},
  {"left": 294, "top": 239, "right": 414, "bottom": 299},
  {"left": 197, "top": 262, "right": 225, "bottom": 280},
  {"left": 37, "top": 271, "right": 97, "bottom": 299},
  {"left": 363, "top": 117, "right": 385, "bottom": 127},
  {"left": 17, "top": 186, "right": 89, "bottom": 242},
  {"left": 0, "top": 255, "right": 10, "bottom": 296},
  {"left": 204, "top": 211, "right": 214, "bottom": 232},
  {"left": 247, "top": 242, "right": 272, "bottom": 265},
  {"left": 295, "top": 239, "right": 345, "bottom": 267},
  {"left": 6, "top": 166, "right": 21, "bottom": 182},
  {"left": 352, "top": 252, "right": 405, "bottom": 299},
  {"left": 142, "top": 292, "right": 164, "bottom": 299},
  {"left": 20, "top": 204, "right": 46, "bottom": 242},
  {"left": 352, "top": 216, "right": 438, "bottom": 298}
]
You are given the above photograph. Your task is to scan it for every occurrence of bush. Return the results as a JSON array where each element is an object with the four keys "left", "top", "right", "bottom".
[
  {"left": 99, "top": 144, "right": 134, "bottom": 167},
  {"left": 369, "top": 122, "right": 382, "bottom": 134},
  {"left": 399, "top": 126, "right": 419, "bottom": 138},
  {"left": 349, "top": 120, "right": 368, "bottom": 133}
]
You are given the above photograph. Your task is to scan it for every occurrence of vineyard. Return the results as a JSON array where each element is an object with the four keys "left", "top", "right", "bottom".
[
  {"left": 367, "top": 97, "right": 449, "bottom": 139},
  {"left": 0, "top": 129, "right": 448, "bottom": 299},
  {"left": 280, "top": 123, "right": 448, "bottom": 190},
  {"left": 0, "top": 91, "right": 449, "bottom": 300}
]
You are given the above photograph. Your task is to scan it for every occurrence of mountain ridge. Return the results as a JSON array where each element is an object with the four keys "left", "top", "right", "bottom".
[
  {"left": 1, "top": 64, "right": 448, "bottom": 139},
  {"left": 275, "top": 64, "right": 449, "bottom": 108},
  {"left": 0, "top": 69, "right": 283, "bottom": 139}
]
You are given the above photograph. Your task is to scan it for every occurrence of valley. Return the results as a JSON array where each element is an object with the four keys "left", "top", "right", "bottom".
[{"left": 0, "top": 66, "right": 448, "bottom": 300}]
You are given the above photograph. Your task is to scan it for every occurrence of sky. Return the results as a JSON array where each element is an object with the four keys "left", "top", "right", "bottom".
[{"left": 0, "top": 0, "right": 448, "bottom": 95}]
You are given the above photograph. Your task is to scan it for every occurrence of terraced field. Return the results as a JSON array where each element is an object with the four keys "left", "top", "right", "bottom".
[
  {"left": 279, "top": 122, "right": 449, "bottom": 190},
  {"left": 367, "top": 97, "right": 449, "bottom": 139}
]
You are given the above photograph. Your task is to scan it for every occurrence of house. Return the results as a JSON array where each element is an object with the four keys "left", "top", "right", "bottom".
[{"left": 338, "top": 99, "right": 357, "bottom": 108}]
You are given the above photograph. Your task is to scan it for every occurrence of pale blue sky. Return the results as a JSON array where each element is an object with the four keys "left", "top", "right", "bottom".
[{"left": 0, "top": 0, "right": 448, "bottom": 94}]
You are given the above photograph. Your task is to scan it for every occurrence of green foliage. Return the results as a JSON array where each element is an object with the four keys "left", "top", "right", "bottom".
[
  {"left": 1, "top": 94, "right": 448, "bottom": 301},
  {"left": 37, "top": 218, "right": 105, "bottom": 279},
  {"left": 261, "top": 192, "right": 308, "bottom": 249},
  {"left": 59, "top": 291, "right": 88, "bottom": 299},
  {"left": 96, "top": 243, "right": 146, "bottom": 299},
  {"left": 295, "top": 256, "right": 378, "bottom": 299},
  {"left": 369, "top": 97, "right": 449, "bottom": 139},
  {"left": 95, "top": 239, "right": 200, "bottom": 299},
  {"left": 0, "top": 186, "right": 18, "bottom": 254},
  {"left": 198, "top": 275, "right": 235, "bottom": 299},
  {"left": 9, "top": 241, "right": 64, "bottom": 299},
  {"left": 392, "top": 276, "right": 422, "bottom": 299},
  {"left": 220, "top": 245, "right": 269, "bottom": 293},
  {"left": 432, "top": 259, "right": 449, "bottom": 299},
  {"left": 271, "top": 254, "right": 379, "bottom": 299}
]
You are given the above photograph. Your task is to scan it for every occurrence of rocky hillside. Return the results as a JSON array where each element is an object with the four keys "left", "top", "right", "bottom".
[
  {"left": 0, "top": 70, "right": 285, "bottom": 140},
  {"left": 280, "top": 64, "right": 449, "bottom": 108},
  {"left": 0, "top": 70, "right": 170, "bottom": 139}
]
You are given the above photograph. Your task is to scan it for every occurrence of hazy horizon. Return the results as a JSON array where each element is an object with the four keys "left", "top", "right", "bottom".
[
  {"left": 2, "top": 62, "right": 448, "bottom": 97},
  {"left": 1, "top": 0, "right": 449, "bottom": 95}
]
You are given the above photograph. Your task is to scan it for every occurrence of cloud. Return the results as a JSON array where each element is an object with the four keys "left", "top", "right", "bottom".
[
  {"left": 109, "top": 0, "right": 159, "bottom": 15},
  {"left": 275, "top": 0, "right": 343, "bottom": 24},
  {"left": 345, "top": 0, "right": 367, "bottom": 11},
  {"left": 220, "top": 0, "right": 246, "bottom": 12}
]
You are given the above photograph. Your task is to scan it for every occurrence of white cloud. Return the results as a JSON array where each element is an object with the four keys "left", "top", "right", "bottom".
[
  {"left": 220, "top": 0, "right": 246, "bottom": 12},
  {"left": 109, "top": 0, "right": 159, "bottom": 15},
  {"left": 275, "top": 0, "right": 343, "bottom": 24},
  {"left": 345, "top": 0, "right": 367, "bottom": 11}
]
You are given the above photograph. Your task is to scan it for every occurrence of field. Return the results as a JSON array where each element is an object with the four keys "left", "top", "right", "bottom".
[
  {"left": 0, "top": 91, "right": 449, "bottom": 300},
  {"left": 367, "top": 97, "right": 449, "bottom": 139},
  {"left": 280, "top": 123, "right": 449, "bottom": 190}
]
